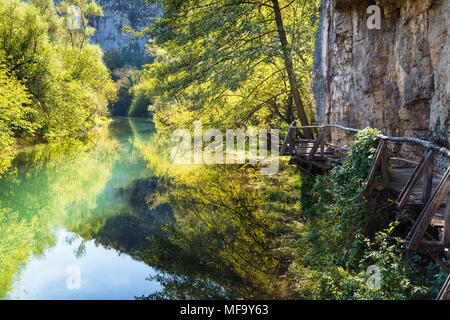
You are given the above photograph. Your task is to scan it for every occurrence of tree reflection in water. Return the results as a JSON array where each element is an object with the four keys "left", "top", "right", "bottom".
[
  {"left": 0, "top": 118, "right": 283, "bottom": 299},
  {"left": 135, "top": 141, "right": 283, "bottom": 299}
]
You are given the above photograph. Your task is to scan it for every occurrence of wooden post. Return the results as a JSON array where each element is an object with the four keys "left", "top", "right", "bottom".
[
  {"left": 281, "top": 126, "right": 297, "bottom": 156},
  {"left": 422, "top": 153, "right": 435, "bottom": 204},
  {"left": 408, "top": 167, "right": 450, "bottom": 250},
  {"left": 280, "top": 127, "right": 291, "bottom": 156},
  {"left": 396, "top": 149, "right": 434, "bottom": 209},
  {"left": 380, "top": 146, "right": 390, "bottom": 186},
  {"left": 289, "top": 128, "right": 297, "bottom": 155},
  {"left": 320, "top": 138, "right": 325, "bottom": 157},
  {"left": 364, "top": 139, "right": 387, "bottom": 190},
  {"left": 307, "top": 127, "right": 326, "bottom": 160},
  {"left": 444, "top": 193, "right": 450, "bottom": 248}
]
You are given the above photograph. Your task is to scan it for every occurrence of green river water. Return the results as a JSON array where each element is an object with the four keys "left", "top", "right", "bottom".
[
  {"left": 0, "top": 117, "right": 278, "bottom": 300},
  {"left": 0, "top": 118, "right": 166, "bottom": 299}
]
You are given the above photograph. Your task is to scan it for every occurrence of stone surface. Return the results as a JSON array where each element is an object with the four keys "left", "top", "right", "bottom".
[
  {"left": 313, "top": 0, "right": 449, "bottom": 157},
  {"left": 91, "top": 0, "right": 162, "bottom": 54}
]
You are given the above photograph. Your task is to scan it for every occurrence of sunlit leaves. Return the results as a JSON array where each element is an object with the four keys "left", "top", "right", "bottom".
[
  {"left": 0, "top": 0, "right": 116, "bottom": 173},
  {"left": 135, "top": 0, "right": 320, "bottom": 131}
]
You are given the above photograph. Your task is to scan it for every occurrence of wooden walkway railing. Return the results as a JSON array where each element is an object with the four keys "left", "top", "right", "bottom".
[{"left": 281, "top": 124, "right": 450, "bottom": 299}]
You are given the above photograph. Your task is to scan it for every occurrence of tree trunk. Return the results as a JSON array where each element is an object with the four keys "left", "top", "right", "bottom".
[
  {"left": 286, "top": 93, "right": 293, "bottom": 124},
  {"left": 271, "top": 0, "right": 314, "bottom": 139}
]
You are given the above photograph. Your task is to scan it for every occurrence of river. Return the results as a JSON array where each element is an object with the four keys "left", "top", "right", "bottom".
[
  {"left": 0, "top": 117, "right": 279, "bottom": 300},
  {"left": 0, "top": 118, "right": 168, "bottom": 299}
]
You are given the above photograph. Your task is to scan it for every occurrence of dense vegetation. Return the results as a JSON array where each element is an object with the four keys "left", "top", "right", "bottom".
[
  {"left": 130, "top": 129, "right": 445, "bottom": 299},
  {"left": 267, "top": 129, "right": 446, "bottom": 299},
  {"left": 126, "top": 0, "right": 446, "bottom": 299},
  {"left": 103, "top": 49, "right": 153, "bottom": 117},
  {"left": 0, "top": 0, "right": 446, "bottom": 300},
  {"left": 131, "top": 0, "right": 318, "bottom": 137},
  {"left": 0, "top": 0, "right": 116, "bottom": 174}
]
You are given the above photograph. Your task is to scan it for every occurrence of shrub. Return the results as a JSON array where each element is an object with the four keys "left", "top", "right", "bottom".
[{"left": 285, "top": 128, "right": 444, "bottom": 299}]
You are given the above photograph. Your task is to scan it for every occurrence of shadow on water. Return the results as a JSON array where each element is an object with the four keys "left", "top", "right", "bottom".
[{"left": 0, "top": 118, "right": 281, "bottom": 300}]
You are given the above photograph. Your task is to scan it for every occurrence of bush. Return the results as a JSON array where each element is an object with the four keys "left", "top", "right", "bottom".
[
  {"left": 284, "top": 128, "right": 445, "bottom": 299},
  {"left": 129, "top": 88, "right": 152, "bottom": 117}
]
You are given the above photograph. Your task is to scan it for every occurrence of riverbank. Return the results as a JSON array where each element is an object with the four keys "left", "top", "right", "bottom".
[
  {"left": 0, "top": 118, "right": 157, "bottom": 299},
  {"left": 1, "top": 118, "right": 447, "bottom": 300},
  {"left": 7, "top": 117, "right": 111, "bottom": 170},
  {"left": 257, "top": 130, "right": 447, "bottom": 299}
]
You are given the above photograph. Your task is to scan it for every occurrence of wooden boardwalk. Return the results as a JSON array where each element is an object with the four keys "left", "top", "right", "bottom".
[{"left": 281, "top": 124, "right": 450, "bottom": 299}]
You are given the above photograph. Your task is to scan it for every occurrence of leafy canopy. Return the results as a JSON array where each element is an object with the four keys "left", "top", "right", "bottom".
[{"left": 133, "top": 0, "right": 319, "bottom": 133}]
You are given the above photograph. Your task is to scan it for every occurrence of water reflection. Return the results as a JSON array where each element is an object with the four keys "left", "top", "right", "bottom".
[
  {"left": 133, "top": 141, "right": 282, "bottom": 299},
  {"left": 0, "top": 118, "right": 281, "bottom": 300},
  {"left": 0, "top": 118, "right": 163, "bottom": 299},
  {"left": 8, "top": 229, "right": 162, "bottom": 300}
]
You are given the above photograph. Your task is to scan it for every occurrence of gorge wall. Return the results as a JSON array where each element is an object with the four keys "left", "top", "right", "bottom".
[
  {"left": 313, "top": 0, "right": 449, "bottom": 158},
  {"left": 91, "top": 0, "right": 162, "bottom": 54}
]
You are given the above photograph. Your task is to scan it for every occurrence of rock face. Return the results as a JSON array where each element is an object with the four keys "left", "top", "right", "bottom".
[
  {"left": 313, "top": 0, "right": 449, "bottom": 154},
  {"left": 91, "top": 0, "right": 162, "bottom": 54}
]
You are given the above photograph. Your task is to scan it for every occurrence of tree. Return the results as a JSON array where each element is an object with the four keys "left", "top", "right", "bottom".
[
  {"left": 58, "top": 0, "right": 104, "bottom": 49},
  {"left": 271, "top": 0, "right": 313, "bottom": 138},
  {"left": 0, "top": 0, "right": 116, "bottom": 173},
  {"left": 135, "top": 0, "right": 319, "bottom": 134},
  {"left": 0, "top": 59, "right": 33, "bottom": 174}
]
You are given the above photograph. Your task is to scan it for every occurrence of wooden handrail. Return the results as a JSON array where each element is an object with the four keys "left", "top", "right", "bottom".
[
  {"left": 290, "top": 124, "right": 450, "bottom": 158},
  {"left": 437, "top": 274, "right": 450, "bottom": 300},
  {"left": 407, "top": 166, "right": 450, "bottom": 250},
  {"left": 285, "top": 123, "right": 450, "bottom": 299}
]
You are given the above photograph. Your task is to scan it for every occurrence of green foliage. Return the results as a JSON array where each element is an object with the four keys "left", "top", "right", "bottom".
[
  {"left": 0, "top": 0, "right": 116, "bottom": 174},
  {"left": 104, "top": 49, "right": 125, "bottom": 71},
  {"left": 120, "top": 49, "right": 153, "bottom": 69},
  {"left": 129, "top": 80, "right": 152, "bottom": 117},
  {"left": 134, "top": 0, "right": 320, "bottom": 131},
  {"left": 266, "top": 129, "right": 445, "bottom": 299},
  {"left": 108, "top": 67, "right": 138, "bottom": 116},
  {"left": 103, "top": 49, "right": 153, "bottom": 117},
  {"left": 310, "top": 128, "right": 381, "bottom": 255},
  {"left": 0, "top": 61, "right": 34, "bottom": 174},
  {"left": 58, "top": 0, "right": 104, "bottom": 48},
  {"left": 104, "top": 49, "right": 153, "bottom": 73}
]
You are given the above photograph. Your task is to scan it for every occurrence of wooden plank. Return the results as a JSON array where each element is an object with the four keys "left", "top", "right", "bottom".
[
  {"left": 307, "top": 127, "right": 326, "bottom": 160},
  {"left": 364, "top": 140, "right": 386, "bottom": 190},
  {"left": 380, "top": 145, "right": 390, "bottom": 186},
  {"left": 419, "top": 240, "right": 445, "bottom": 252},
  {"left": 320, "top": 138, "right": 325, "bottom": 157},
  {"left": 408, "top": 167, "right": 450, "bottom": 250},
  {"left": 444, "top": 193, "right": 450, "bottom": 248},
  {"left": 437, "top": 274, "right": 450, "bottom": 300},
  {"left": 396, "top": 149, "right": 434, "bottom": 209},
  {"left": 422, "top": 154, "right": 435, "bottom": 203},
  {"left": 280, "top": 126, "right": 297, "bottom": 156},
  {"left": 430, "top": 252, "right": 450, "bottom": 273}
]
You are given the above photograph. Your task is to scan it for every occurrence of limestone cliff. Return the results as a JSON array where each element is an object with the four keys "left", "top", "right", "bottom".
[
  {"left": 91, "top": 0, "right": 162, "bottom": 54},
  {"left": 313, "top": 0, "right": 448, "bottom": 153}
]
